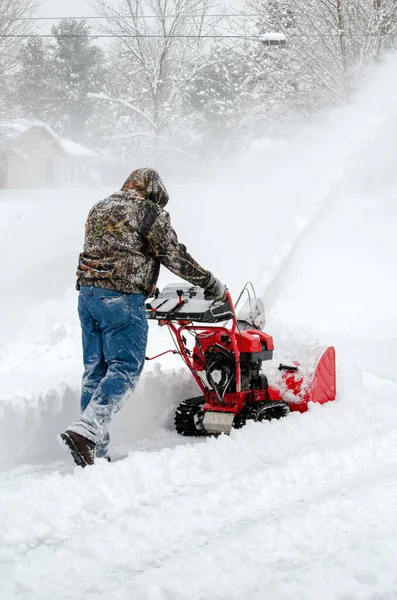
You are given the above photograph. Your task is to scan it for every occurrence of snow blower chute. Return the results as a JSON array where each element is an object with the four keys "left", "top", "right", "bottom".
[{"left": 146, "top": 283, "right": 336, "bottom": 436}]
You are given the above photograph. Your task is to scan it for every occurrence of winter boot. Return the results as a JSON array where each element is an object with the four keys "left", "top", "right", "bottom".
[{"left": 59, "top": 430, "right": 96, "bottom": 468}]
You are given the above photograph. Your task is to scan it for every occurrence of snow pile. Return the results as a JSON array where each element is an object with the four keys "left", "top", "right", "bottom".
[{"left": 0, "top": 363, "right": 198, "bottom": 471}]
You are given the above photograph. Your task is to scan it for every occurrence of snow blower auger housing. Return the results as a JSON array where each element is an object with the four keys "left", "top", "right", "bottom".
[{"left": 146, "top": 283, "right": 336, "bottom": 436}]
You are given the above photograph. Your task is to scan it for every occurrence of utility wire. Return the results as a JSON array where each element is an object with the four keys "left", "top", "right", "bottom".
[
  {"left": 1, "top": 34, "right": 259, "bottom": 39},
  {"left": 3, "top": 14, "right": 269, "bottom": 20},
  {"left": 0, "top": 33, "right": 394, "bottom": 39}
]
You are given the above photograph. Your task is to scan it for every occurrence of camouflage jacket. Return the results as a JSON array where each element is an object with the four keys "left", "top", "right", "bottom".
[{"left": 77, "top": 181, "right": 210, "bottom": 297}]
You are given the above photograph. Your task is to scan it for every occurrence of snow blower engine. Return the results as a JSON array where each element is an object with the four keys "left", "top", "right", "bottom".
[{"left": 146, "top": 283, "right": 336, "bottom": 436}]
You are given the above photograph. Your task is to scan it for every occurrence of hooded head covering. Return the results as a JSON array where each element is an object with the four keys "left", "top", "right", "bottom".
[{"left": 122, "top": 168, "right": 169, "bottom": 209}]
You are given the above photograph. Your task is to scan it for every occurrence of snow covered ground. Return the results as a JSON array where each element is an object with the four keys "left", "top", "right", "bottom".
[{"left": 1, "top": 57, "right": 397, "bottom": 599}]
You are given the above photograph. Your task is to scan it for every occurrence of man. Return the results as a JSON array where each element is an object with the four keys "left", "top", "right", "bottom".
[{"left": 59, "top": 168, "right": 226, "bottom": 467}]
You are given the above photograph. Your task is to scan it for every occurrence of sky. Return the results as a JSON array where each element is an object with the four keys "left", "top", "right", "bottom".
[
  {"left": 37, "top": 0, "right": 111, "bottom": 33},
  {"left": 38, "top": 0, "right": 241, "bottom": 17},
  {"left": 36, "top": 0, "right": 133, "bottom": 35},
  {"left": 36, "top": 0, "right": 243, "bottom": 29},
  {"left": 39, "top": 0, "right": 99, "bottom": 19}
]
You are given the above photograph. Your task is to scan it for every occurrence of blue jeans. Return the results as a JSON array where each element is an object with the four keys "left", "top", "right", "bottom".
[{"left": 68, "top": 286, "right": 148, "bottom": 458}]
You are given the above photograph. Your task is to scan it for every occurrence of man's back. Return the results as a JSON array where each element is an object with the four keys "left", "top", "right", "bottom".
[
  {"left": 77, "top": 189, "right": 162, "bottom": 296},
  {"left": 77, "top": 168, "right": 211, "bottom": 297}
]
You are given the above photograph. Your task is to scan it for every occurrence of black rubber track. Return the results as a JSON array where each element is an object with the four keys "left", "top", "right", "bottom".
[
  {"left": 174, "top": 396, "right": 207, "bottom": 437},
  {"left": 233, "top": 400, "right": 290, "bottom": 429},
  {"left": 175, "top": 397, "right": 290, "bottom": 436}
]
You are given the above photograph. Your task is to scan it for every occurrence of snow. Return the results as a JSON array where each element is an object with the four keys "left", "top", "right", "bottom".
[
  {"left": 0, "top": 119, "right": 57, "bottom": 145},
  {"left": 1, "top": 55, "right": 397, "bottom": 599},
  {"left": 0, "top": 119, "right": 48, "bottom": 151},
  {"left": 1, "top": 373, "right": 397, "bottom": 600},
  {"left": 58, "top": 137, "right": 99, "bottom": 158},
  {"left": 259, "top": 32, "right": 287, "bottom": 44},
  {"left": 0, "top": 119, "right": 99, "bottom": 158}
]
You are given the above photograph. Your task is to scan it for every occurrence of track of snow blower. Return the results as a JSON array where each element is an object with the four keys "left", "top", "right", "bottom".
[{"left": 146, "top": 283, "right": 336, "bottom": 436}]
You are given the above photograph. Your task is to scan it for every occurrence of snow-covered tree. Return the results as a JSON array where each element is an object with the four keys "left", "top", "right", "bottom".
[
  {"left": 16, "top": 38, "right": 52, "bottom": 122},
  {"left": 180, "top": 39, "right": 254, "bottom": 158},
  {"left": 0, "top": 0, "right": 38, "bottom": 124},
  {"left": 247, "top": 0, "right": 397, "bottom": 113},
  {"left": 183, "top": 0, "right": 397, "bottom": 152},
  {"left": 90, "top": 0, "right": 224, "bottom": 166},
  {"left": 0, "top": 0, "right": 37, "bottom": 74},
  {"left": 180, "top": 4, "right": 300, "bottom": 154},
  {"left": 6, "top": 0, "right": 393, "bottom": 169},
  {"left": 50, "top": 19, "right": 106, "bottom": 142}
]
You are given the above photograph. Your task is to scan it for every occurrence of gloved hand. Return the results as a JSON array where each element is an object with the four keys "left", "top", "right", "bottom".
[{"left": 204, "top": 273, "right": 227, "bottom": 302}]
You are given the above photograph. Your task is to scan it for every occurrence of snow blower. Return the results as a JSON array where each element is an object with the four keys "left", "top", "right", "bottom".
[{"left": 146, "top": 283, "right": 336, "bottom": 436}]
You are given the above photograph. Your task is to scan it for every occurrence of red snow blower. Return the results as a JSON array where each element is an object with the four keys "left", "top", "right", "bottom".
[{"left": 146, "top": 283, "right": 336, "bottom": 436}]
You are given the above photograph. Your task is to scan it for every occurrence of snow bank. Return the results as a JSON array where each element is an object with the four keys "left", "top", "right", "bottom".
[
  {"left": 0, "top": 385, "right": 79, "bottom": 471},
  {"left": 0, "top": 363, "right": 199, "bottom": 471},
  {"left": 0, "top": 280, "right": 199, "bottom": 470}
]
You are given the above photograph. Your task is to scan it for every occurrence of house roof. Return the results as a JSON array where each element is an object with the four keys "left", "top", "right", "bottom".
[
  {"left": 57, "top": 137, "right": 99, "bottom": 158},
  {"left": 0, "top": 119, "right": 99, "bottom": 159}
]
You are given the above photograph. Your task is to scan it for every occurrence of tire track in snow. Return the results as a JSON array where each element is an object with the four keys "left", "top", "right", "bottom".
[{"left": 107, "top": 424, "right": 397, "bottom": 578}]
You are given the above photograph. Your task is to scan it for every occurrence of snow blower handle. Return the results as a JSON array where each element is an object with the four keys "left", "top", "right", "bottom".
[
  {"left": 203, "top": 273, "right": 227, "bottom": 302},
  {"left": 225, "top": 290, "right": 237, "bottom": 321}
]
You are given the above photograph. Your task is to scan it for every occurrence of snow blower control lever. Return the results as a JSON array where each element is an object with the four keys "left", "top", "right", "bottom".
[{"left": 146, "top": 283, "right": 336, "bottom": 436}]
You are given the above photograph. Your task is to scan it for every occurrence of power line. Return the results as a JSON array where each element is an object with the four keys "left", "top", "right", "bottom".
[
  {"left": 1, "top": 34, "right": 258, "bottom": 39},
  {"left": 0, "top": 33, "right": 394, "bottom": 39},
  {"left": 12, "top": 14, "right": 268, "bottom": 21}
]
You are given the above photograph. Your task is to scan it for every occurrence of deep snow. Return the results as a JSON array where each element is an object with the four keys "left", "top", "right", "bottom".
[{"left": 1, "top": 55, "right": 397, "bottom": 600}]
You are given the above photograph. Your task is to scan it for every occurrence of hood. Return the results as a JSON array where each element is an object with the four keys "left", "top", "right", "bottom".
[{"left": 121, "top": 167, "right": 169, "bottom": 208}]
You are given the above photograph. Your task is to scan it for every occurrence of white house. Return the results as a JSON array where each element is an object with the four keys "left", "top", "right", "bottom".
[{"left": 0, "top": 120, "right": 100, "bottom": 189}]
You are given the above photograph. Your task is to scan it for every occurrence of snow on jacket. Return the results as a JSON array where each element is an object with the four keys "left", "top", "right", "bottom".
[{"left": 76, "top": 168, "right": 210, "bottom": 296}]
